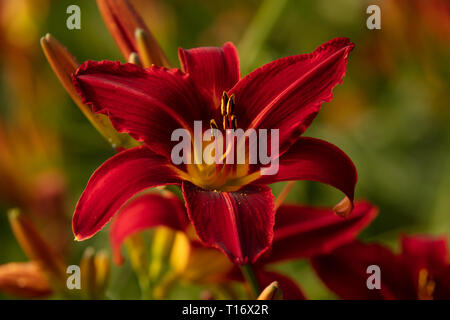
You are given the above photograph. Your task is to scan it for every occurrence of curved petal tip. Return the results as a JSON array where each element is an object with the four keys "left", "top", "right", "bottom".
[{"left": 333, "top": 196, "right": 353, "bottom": 218}]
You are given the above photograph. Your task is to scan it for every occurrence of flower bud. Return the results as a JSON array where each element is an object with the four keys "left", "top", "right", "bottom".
[
  {"left": 80, "top": 247, "right": 96, "bottom": 299},
  {"left": 80, "top": 247, "right": 110, "bottom": 299},
  {"left": 170, "top": 231, "right": 233, "bottom": 283},
  {"left": 94, "top": 250, "right": 110, "bottom": 298},
  {"left": 257, "top": 281, "right": 281, "bottom": 300},
  {"left": 8, "top": 208, "right": 66, "bottom": 287},
  {"left": 97, "top": 0, "right": 169, "bottom": 67},
  {"left": 134, "top": 28, "right": 169, "bottom": 68},
  {"left": 40, "top": 33, "right": 138, "bottom": 150},
  {"left": 149, "top": 226, "right": 177, "bottom": 281},
  {"left": 125, "top": 233, "right": 150, "bottom": 287},
  {"left": 0, "top": 262, "right": 52, "bottom": 298}
]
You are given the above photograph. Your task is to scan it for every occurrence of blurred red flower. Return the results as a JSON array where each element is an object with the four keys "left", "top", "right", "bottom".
[{"left": 312, "top": 235, "right": 450, "bottom": 299}]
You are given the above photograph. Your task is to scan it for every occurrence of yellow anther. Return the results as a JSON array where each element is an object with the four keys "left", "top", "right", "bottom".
[
  {"left": 226, "top": 94, "right": 235, "bottom": 116},
  {"left": 221, "top": 92, "right": 229, "bottom": 116},
  {"left": 210, "top": 119, "right": 218, "bottom": 129}
]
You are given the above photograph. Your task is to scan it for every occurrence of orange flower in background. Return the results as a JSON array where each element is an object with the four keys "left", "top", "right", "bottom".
[
  {"left": 0, "top": 209, "right": 110, "bottom": 299},
  {"left": 0, "top": 209, "right": 63, "bottom": 298},
  {"left": 383, "top": 0, "right": 450, "bottom": 48},
  {"left": 0, "top": 0, "right": 71, "bottom": 255},
  {"left": 0, "top": 262, "right": 52, "bottom": 299}
]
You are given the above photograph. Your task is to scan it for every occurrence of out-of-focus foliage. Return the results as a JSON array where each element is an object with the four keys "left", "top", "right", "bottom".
[{"left": 0, "top": 0, "right": 448, "bottom": 299}]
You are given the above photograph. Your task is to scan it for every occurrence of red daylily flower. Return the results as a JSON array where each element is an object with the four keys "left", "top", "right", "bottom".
[
  {"left": 110, "top": 192, "right": 377, "bottom": 299},
  {"left": 312, "top": 235, "right": 450, "bottom": 299},
  {"left": 72, "top": 38, "right": 357, "bottom": 265}
]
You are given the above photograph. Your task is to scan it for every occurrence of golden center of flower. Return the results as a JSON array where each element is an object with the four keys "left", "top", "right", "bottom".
[{"left": 184, "top": 92, "right": 260, "bottom": 192}]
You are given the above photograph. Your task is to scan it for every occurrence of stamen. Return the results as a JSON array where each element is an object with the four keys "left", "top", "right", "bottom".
[
  {"left": 231, "top": 115, "right": 237, "bottom": 130},
  {"left": 274, "top": 181, "right": 296, "bottom": 211},
  {"left": 193, "top": 92, "right": 248, "bottom": 191},
  {"left": 226, "top": 94, "right": 235, "bottom": 116},
  {"left": 210, "top": 119, "right": 218, "bottom": 129},
  {"left": 219, "top": 138, "right": 234, "bottom": 164},
  {"left": 233, "top": 115, "right": 238, "bottom": 130},
  {"left": 219, "top": 92, "right": 238, "bottom": 131},
  {"left": 210, "top": 119, "right": 219, "bottom": 136},
  {"left": 221, "top": 92, "right": 229, "bottom": 116}
]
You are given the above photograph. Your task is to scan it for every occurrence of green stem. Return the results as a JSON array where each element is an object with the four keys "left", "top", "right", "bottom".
[
  {"left": 138, "top": 278, "right": 153, "bottom": 300},
  {"left": 237, "top": 0, "right": 289, "bottom": 72},
  {"left": 240, "top": 264, "right": 260, "bottom": 299}
]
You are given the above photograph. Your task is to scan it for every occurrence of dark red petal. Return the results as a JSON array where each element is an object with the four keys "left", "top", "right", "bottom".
[
  {"left": 401, "top": 235, "right": 450, "bottom": 298},
  {"left": 182, "top": 182, "right": 274, "bottom": 265},
  {"left": 73, "top": 60, "right": 212, "bottom": 158},
  {"left": 256, "top": 137, "right": 357, "bottom": 206},
  {"left": 259, "top": 201, "right": 377, "bottom": 264},
  {"left": 401, "top": 235, "right": 448, "bottom": 273},
  {"left": 312, "top": 241, "right": 415, "bottom": 299},
  {"left": 255, "top": 269, "right": 306, "bottom": 300},
  {"left": 178, "top": 42, "right": 240, "bottom": 107},
  {"left": 73, "top": 146, "right": 181, "bottom": 241},
  {"left": 110, "top": 192, "right": 188, "bottom": 265},
  {"left": 230, "top": 38, "right": 353, "bottom": 153},
  {"left": 435, "top": 265, "right": 450, "bottom": 299}
]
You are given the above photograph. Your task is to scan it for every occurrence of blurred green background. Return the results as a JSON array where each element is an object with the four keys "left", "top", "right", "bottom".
[{"left": 0, "top": 0, "right": 449, "bottom": 299}]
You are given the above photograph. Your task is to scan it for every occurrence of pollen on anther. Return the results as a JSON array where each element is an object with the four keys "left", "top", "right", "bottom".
[
  {"left": 226, "top": 94, "right": 235, "bottom": 116},
  {"left": 210, "top": 119, "right": 218, "bottom": 129},
  {"left": 221, "top": 91, "right": 229, "bottom": 116}
]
